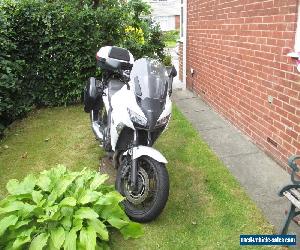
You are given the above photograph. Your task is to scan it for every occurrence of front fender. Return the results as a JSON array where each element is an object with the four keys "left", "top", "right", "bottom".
[{"left": 124, "top": 146, "right": 168, "bottom": 164}]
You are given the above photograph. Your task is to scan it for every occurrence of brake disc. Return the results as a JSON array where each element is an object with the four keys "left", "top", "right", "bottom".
[{"left": 124, "top": 167, "right": 150, "bottom": 205}]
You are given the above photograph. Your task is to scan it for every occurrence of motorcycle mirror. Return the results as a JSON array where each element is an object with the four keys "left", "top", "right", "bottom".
[{"left": 169, "top": 66, "right": 177, "bottom": 78}]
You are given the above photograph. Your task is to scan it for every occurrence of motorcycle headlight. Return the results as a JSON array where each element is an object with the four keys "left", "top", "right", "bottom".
[
  {"left": 127, "top": 108, "right": 147, "bottom": 127},
  {"left": 156, "top": 114, "right": 170, "bottom": 127}
]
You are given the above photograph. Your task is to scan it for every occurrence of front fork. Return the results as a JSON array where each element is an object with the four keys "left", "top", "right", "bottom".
[
  {"left": 131, "top": 130, "right": 138, "bottom": 191},
  {"left": 130, "top": 130, "right": 153, "bottom": 191}
]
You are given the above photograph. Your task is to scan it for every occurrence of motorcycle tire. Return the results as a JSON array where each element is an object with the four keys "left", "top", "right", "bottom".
[{"left": 115, "top": 156, "right": 169, "bottom": 223}]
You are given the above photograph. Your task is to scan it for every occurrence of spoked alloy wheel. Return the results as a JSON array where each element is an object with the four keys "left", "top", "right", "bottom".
[{"left": 116, "top": 156, "right": 169, "bottom": 223}]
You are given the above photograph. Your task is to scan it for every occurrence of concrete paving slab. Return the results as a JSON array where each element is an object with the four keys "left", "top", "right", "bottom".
[
  {"left": 173, "top": 89, "right": 197, "bottom": 100},
  {"left": 201, "top": 127, "right": 259, "bottom": 157},
  {"left": 173, "top": 89, "right": 300, "bottom": 236},
  {"left": 168, "top": 47, "right": 185, "bottom": 90},
  {"left": 221, "top": 151, "right": 291, "bottom": 229},
  {"left": 174, "top": 96, "right": 209, "bottom": 110}
]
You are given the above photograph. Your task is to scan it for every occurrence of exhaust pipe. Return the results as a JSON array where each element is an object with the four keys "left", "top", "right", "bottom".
[{"left": 92, "top": 121, "right": 103, "bottom": 140}]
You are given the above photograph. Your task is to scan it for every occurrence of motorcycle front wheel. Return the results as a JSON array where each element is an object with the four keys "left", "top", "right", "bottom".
[{"left": 115, "top": 156, "right": 169, "bottom": 223}]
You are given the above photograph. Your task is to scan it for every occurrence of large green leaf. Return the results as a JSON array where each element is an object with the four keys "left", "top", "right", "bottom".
[
  {"left": 90, "top": 173, "right": 109, "bottom": 190},
  {"left": 36, "top": 174, "right": 51, "bottom": 192},
  {"left": 47, "top": 175, "right": 79, "bottom": 206},
  {"left": 29, "top": 233, "right": 49, "bottom": 250},
  {"left": 79, "top": 226, "right": 96, "bottom": 250},
  {"left": 88, "top": 219, "right": 108, "bottom": 241},
  {"left": 50, "top": 226, "right": 65, "bottom": 249},
  {"left": 56, "top": 175, "right": 80, "bottom": 198},
  {"left": 61, "top": 216, "right": 72, "bottom": 231},
  {"left": 6, "top": 174, "right": 36, "bottom": 195},
  {"left": 48, "top": 165, "right": 67, "bottom": 182},
  {"left": 12, "top": 227, "right": 35, "bottom": 249},
  {"left": 78, "top": 190, "right": 101, "bottom": 205},
  {"left": 74, "top": 207, "right": 99, "bottom": 220},
  {"left": 81, "top": 169, "right": 95, "bottom": 184},
  {"left": 14, "top": 219, "right": 30, "bottom": 229},
  {"left": 37, "top": 205, "right": 60, "bottom": 222},
  {"left": 95, "top": 191, "right": 124, "bottom": 206},
  {"left": 0, "top": 194, "right": 31, "bottom": 205},
  {"left": 107, "top": 217, "right": 129, "bottom": 229},
  {"left": 120, "top": 222, "right": 144, "bottom": 239},
  {"left": 12, "top": 236, "right": 31, "bottom": 249},
  {"left": 100, "top": 205, "right": 126, "bottom": 220},
  {"left": 32, "top": 190, "right": 43, "bottom": 205},
  {"left": 0, "top": 201, "right": 25, "bottom": 215},
  {"left": 72, "top": 218, "right": 83, "bottom": 232},
  {"left": 0, "top": 215, "right": 18, "bottom": 236},
  {"left": 63, "top": 229, "right": 77, "bottom": 250},
  {"left": 19, "top": 203, "right": 37, "bottom": 218},
  {"left": 48, "top": 238, "right": 59, "bottom": 250},
  {"left": 61, "top": 207, "right": 74, "bottom": 217},
  {"left": 60, "top": 197, "right": 76, "bottom": 207}
]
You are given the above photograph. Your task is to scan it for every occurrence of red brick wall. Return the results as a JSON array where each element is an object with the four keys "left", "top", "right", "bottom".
[
  {"left": 175, "top": 15, "right": 180, "bottom": 30},
  {"left": 186, "top": 0, "right": 300, "bottom": 168},
  {"left": 178, "top": 41, "right": 183, "bottom": 81}
]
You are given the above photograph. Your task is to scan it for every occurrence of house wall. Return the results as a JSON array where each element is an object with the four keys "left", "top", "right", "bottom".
[
  {"left": 153, "top": 16, "right": 176, "bottom": 31},
  {"left": 186, "top": 0, "right": 300, "bottom": 168},
  {"left": 179, "top": 41, "right": 183, "bottom": 81},
  {"left": 175, "top": 15, "right": 180, "bottom": 30}
]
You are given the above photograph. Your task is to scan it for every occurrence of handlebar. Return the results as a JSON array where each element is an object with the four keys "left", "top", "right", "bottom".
[{"left": 288, "top": 155, "right": 300, "bottom": 184}]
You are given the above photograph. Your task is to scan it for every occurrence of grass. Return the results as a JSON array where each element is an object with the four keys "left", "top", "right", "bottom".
[
  {"left": 165, "top": 40, "right": 177, "bottom": 48},
  {"left": 0, "top": 105, "right": 283, "bottom": 249},
  {"left": 163, "top": 30, "right": 179, "bottom": 48},
  {"left": 0, "top": 106, "right": 102, "bottom": 198}
]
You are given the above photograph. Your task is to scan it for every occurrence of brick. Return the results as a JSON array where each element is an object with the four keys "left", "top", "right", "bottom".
[
  {"left": 277, "top": 94, "right": 290, "bottom": 103},
  {"left": 288, "top": 113, "right": 300, "bottom": 125},
  {"left": 283, "top": 102, "right": 296, "bottom": 114},
  {"left": 186, "top": 0, "right": 299, "bottom": 167}
]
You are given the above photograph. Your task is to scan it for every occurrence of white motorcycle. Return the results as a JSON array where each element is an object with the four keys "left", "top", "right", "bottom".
[{"left": 84, "top": 46, "right": 177, "bottom": 222}]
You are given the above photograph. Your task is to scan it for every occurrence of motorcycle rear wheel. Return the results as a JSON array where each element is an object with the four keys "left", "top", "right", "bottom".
[{"left": 115, "top": 156, "right": 169, "bottom": 223}]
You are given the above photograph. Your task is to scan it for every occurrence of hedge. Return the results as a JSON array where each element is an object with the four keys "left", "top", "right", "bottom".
[{"left": 0, "top": 0, "right": 165, "bottom": 136}]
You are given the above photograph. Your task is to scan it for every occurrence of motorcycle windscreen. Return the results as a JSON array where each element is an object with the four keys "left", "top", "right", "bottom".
[
  {"left": 131, "top": 58, "right": 169, "bottom": 100},
  {"left": 131, "top": 58, "right": 169, "bottom": 130}
]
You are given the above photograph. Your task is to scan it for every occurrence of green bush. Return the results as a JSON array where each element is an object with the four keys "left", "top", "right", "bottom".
[
  {"left": 0, "top": 165, "right": 143, "bottom": 249},
  {"left": 0, "top": 0, "right": 165, "bottom": 137},
  {"left": 162, "top": 54, "right": 172, "bottom": 67},
  {"left": 162, "top": 30, "right": 180, "bottom": 43},
  {"left": 0, "top": 8, "right": 27, "bottom": 133}
]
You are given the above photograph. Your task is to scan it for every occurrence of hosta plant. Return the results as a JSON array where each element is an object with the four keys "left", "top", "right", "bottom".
[{"left": 0, "top": 165, "right": 143, "bottom": 249}]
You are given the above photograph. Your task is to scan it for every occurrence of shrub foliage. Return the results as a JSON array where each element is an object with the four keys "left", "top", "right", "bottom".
[
  {"left": 0, "top": 0, "right": 165, "bottom": 136},
  {"left": 0, "top": 165, "right": 143, "bottom": 249}
]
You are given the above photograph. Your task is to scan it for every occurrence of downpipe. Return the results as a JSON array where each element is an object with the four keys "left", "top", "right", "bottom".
[{"left": 131, "top": 130, "right": 138, "bottom": 191}]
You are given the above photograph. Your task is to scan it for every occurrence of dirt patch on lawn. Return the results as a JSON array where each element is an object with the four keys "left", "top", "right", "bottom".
[{"left": 99, "top": 156, "right": 116, "bottom": 185}]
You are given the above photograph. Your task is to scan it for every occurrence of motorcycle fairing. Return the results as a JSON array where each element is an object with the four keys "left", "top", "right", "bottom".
[
  {"left": 109, "top": 84, "right": 146, "bottom": 151},
  {"left": 123, "top": 146, "right": 168, "bottom": 164},
  {"left": 101, "top": 58, "right": 172, "bottom": 151}
]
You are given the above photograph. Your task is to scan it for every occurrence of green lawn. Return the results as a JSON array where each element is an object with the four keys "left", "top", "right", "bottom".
[
  {"left": 165, "top": 40, "right": 177, "bottom": 48},
  {"left": 0, "top": 105, "right": 282, "bottom": 249}
]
